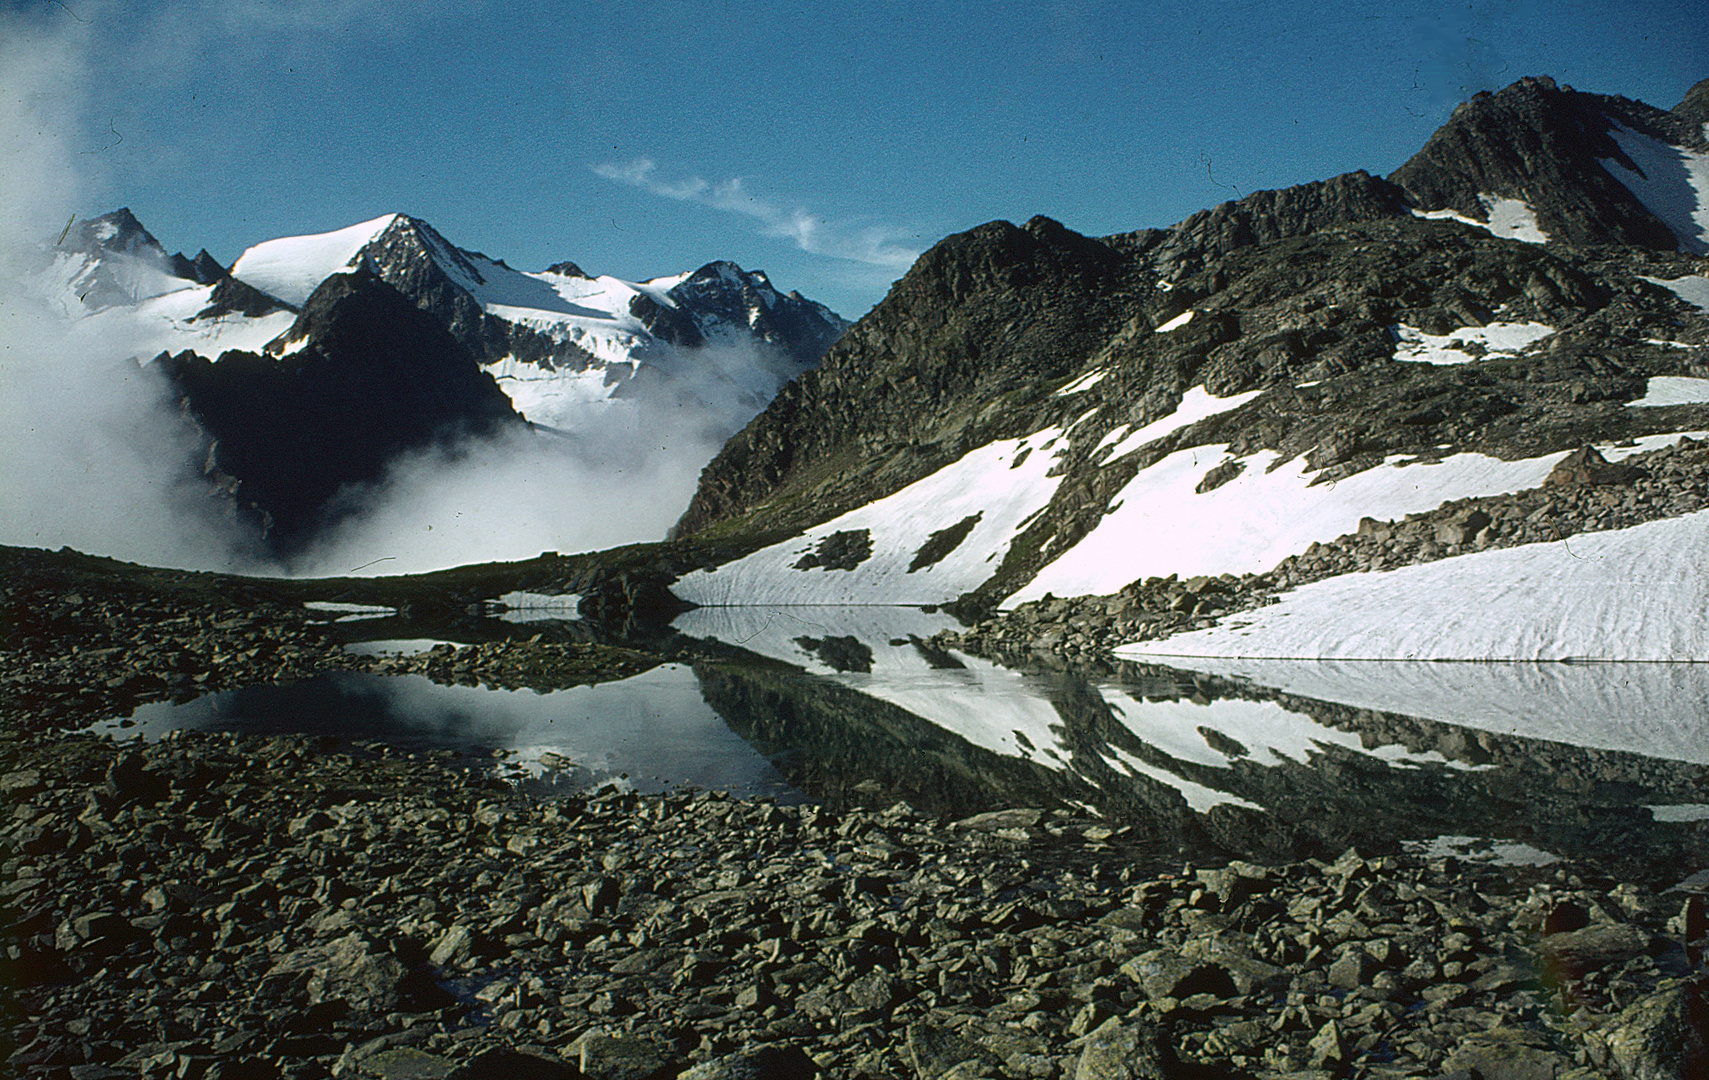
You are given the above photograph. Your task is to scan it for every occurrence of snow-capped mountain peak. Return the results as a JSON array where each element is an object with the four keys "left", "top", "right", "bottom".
[{"left": 228, "top": 214, "right": 400, "bottom": 308}]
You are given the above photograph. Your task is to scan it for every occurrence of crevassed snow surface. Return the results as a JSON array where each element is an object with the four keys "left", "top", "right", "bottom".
[
  {"left": 1412, "top": 196, "right": 1550, "bottom": 244},
  {"left": 1629, "top": 376, "right": 1709, "bottom": 407},
  {"left": 1119, "top": 657, "right": 1709, "bottom": 766},
  {"left": 673, "top": 428, "right": 1067, "bottom": 606},
  {"left": 230, "top": 215, "right": 399, "bottom": 306},
  {"left": 1599, "top": 124, "right": 1709, "bottom": 255},
  {"left": 1392, "top": 321, "right": 1554, "bottom": 365},
  {"left": 1643, "top": 274, "right": 1709, "bottom": 313},
  {"left": 69, "top": 284, "right": 296, "bottom": 363},
  {"left": 486, "top": 358, "right": 620, "bottom": 429},
  {"left": 671, "top": 606, "right": 1068, "bottom": 771},
  {"left": 1117, "top": 509, "right": 1709, "bottom": 663},
  {"left": 1098, "top": 387, "right": 1263, "bottom": 460}
]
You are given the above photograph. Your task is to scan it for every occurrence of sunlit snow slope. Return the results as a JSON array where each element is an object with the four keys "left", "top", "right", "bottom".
[
  {"left": 674, "top": 429, "right": 1068, "bottom": 606},
  {"left": 1116, "top": 509, "right": 1709, "bottom": 661}
]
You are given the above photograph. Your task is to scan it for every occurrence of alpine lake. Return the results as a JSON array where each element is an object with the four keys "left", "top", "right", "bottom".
[{"left": 93, "top": 598, "right": 1709, "bottom": 887}]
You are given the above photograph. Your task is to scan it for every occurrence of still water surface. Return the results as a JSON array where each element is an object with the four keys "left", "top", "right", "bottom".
[{"left": 100, "top": 605, "right": 1709, "bottom": 880}]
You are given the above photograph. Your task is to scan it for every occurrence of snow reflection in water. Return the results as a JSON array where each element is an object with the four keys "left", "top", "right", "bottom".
[
  {"left": 676, "top": 607, "right": 1708, "bottom": 865},
  {"left": 1139, "top": 656, "right": 1709, "bottom": 765}
]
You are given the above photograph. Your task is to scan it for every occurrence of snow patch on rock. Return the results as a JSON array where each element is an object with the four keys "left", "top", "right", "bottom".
[
  {"left": 1628, "top": 376, "right": 1709, "bottom": 407},
  {"left": 1599, "top": 123, "right": 1709, "bottom": 254},
  {"left": 673, "top": 428, "right": 1069, "bottom": 606},
  {"left": 1391, "top": 321, "right": 1555, "bottom": 365}
]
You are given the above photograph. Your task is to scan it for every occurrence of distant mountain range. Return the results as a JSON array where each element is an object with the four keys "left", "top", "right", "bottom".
[
  {"left": 26, "top": 207, "right": 849, "bottom": 548},
  {"left": 652, "top": 74, "right": 1709, "bottom": 662}
]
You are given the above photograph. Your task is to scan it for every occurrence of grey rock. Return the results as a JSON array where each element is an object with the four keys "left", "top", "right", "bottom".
[
  {"left": 677, "top": 1045, "right": 818, "bottom": 1080},
  {"left": 1073, "top": 1017, "right": 1179, "bottom": 1080},
  {"left": 1603, "top": 983, "right": 1709, "bottom": 1080}
]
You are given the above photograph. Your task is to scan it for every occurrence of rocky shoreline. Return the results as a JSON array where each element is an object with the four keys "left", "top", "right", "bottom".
[
  {"left": 0, "top": 547, "right": 658, "bottom": 747},
  {"left": 943, "top": 435, "right": 1709, "bottom": 660},
  {"left": 3, "top": 728, "right": 1706, "bottom": 1080}
]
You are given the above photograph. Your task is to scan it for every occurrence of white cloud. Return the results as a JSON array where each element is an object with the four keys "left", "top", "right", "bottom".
[{"left": 593, "top": 157, "right": 922, "bottom": 269}]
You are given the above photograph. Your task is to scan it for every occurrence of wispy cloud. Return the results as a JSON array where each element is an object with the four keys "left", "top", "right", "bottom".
[{"left": 593, "top": 158, "right": 921, "bottom": 269}]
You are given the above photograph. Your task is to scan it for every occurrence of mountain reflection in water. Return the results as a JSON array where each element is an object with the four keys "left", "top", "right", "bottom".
[
  {"left": 672, "top": 606, "right": 1707, "bottom": 879},
  {"left": 103, "top": 606, "right": 1707, "bottom": 880}
]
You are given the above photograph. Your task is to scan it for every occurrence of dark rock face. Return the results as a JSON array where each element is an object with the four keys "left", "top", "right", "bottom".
[
  {"left": 1109, "top": 169, "right": 1413, "bottom": 281},
  {"left": 61, "top": 207, "right": 168, "bottom": 262},
  {"left": 673, "top": 74, "right": 1709, "bottom": 610},
  {"left": 652, "top": 261, "right": 850, "bottom": 368},
  {"left": 193, "top": 274, "right": 294, "bottom": 320},
  {"left": 1674, "top": 76, "right": 1709, "bottom": 131},
  {"left": 170, "top": 249, "right": 228, "bottom": 285},
  {"left": 159, "top": 270, "right": 522, "bottom": 550},
  {"left": 676, "top": 215, "right": 1143, "bottom": 536},
  {"left": 353, "top": 215, "right": 602, "bottom": 373},
  {"left": 1388, "top": 75, "right": 1691, "bottom": 249}
]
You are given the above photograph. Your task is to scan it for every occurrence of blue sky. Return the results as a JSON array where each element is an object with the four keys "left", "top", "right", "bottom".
[{"left": 10, "top": 0, "right": 1708, "bottom": 318}]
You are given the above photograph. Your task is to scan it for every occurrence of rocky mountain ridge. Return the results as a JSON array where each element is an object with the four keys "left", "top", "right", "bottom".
[{"left": 665, "top": 74, "right": 1709, "bottom": 661}]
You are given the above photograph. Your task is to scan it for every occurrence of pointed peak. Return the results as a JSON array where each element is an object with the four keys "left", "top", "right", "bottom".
[
  {"left": 545, "top": 260, "right": 590, "bottom": 278},
  {"left": 66, "top": 207, "right": 167, "bottom": 258}
]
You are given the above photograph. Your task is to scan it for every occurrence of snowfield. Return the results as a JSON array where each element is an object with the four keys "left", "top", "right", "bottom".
[
  {"left": 1643, "top": 274, "right": 1709, "bottom": 314},
  {"left": 1391, "top": 320, "right": 1555, "bottom": 365},
  {"left": 1599, "top": 123, "right": 1709, "bottom": 255},
  {"left": 1015, "top": 440, "right": 1594, "bottom": 606},
  {"left": 1095, "top": 387, "right": 1263, "bottom": 461},
  {"left": 1116, "top": 508, "right": 1709, "bottom": 662},
  {"left": 230, "top": 215, "right": 399, "bottom": 306},
  {"left": 673, "top": 428, "right": 1068, "bottom": 606},
  {"left": 1629, "top": 376, "right": 1709, "bottom": 407}
]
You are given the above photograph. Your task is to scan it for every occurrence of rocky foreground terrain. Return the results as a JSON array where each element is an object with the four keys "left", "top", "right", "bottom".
[
  {"left": 2, "top": 547, "right": 1707, "bottom": 1080},
  {"left": 4, "top": 729, "right": 1707, "bottom": 1080}
]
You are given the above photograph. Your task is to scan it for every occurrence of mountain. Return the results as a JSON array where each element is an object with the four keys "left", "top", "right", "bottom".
[
  {"left": 227, "top": 213, "right": 849, "bottom": 429},
  {"left": 159, "top": 270, "right": 523, "bottom": 548},
  {"left": 663, "top": 74, "right": 1709, "bottom": 662},
  {"left": 22, "top": 207, "right": 850, "bottom": 556}
]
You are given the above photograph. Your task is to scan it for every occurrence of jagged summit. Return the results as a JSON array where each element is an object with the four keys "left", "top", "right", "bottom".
[
  {"left": 60, "top": 207, "right": 167, "bottom": 259},
  {"left": 170, "top": 249, "right": 227, "bottom": 285},
  {"left": 1389, "top": 74, "right": 1705, "bottom": 251}
]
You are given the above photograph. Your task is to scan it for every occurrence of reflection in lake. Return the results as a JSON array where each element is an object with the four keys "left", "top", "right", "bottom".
[
  {"left": 1114, "top": 655, "right": 1709, "bottom": 764},
  {"left": 97, "top": 664, "right": 800, "bottom": 802},
  {"left": 102, "top": 605, "right": 1708, "bottom": 880},
  {"left": 673, "top": 606, "right": 1707, "bottom": 878}
]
